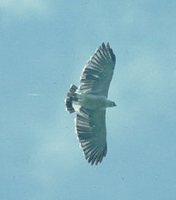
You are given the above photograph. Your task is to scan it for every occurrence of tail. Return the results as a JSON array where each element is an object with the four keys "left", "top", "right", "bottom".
[{"left": 65, "top": 84, "right": 78, "bottom": 113}]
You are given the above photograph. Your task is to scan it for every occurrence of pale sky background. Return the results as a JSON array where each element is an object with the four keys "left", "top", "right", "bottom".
[{"left": 0, "top": 0, "right": 176, "bottom": 200}]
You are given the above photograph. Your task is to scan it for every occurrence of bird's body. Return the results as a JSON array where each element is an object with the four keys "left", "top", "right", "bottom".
[
  {"left": 65, "top": 43, "right": 116, "bottom": 165},
  {"left": 72, "top": 94, "right": 115, "bottom": 110}
]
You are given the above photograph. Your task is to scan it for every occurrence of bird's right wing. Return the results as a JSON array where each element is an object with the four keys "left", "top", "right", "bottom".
[
  {"left": 75, "top": 108, "right": 107, "bottom": 165},
  {"left": 78, "top": 43, "right": 116, "bottom": 97}
]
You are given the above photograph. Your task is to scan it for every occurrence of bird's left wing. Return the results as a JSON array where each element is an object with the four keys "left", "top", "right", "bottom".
[
  {"left": 78, "top": 43, "right": 116, "bottom": 97},
  {"left": 76, "top": 108, "right": 107, "bottom": 165}
]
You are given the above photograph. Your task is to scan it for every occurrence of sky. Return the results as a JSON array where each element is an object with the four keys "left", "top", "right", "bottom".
[{"left": 0, "top": 0, "right": 176, "bottom": 199}]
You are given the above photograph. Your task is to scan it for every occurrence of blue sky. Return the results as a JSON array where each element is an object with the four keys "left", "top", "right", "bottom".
[{"left": 0, "top": 0, "right": 176, "bottom": 199}]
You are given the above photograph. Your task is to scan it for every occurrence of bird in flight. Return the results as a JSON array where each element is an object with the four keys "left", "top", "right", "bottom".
[{"left": 65, "top": 43, "right": 116, "bottom": 165}]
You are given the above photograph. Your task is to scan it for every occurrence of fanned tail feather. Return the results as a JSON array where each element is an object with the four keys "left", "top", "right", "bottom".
[{"left": 65, "top": 84, "right": 78, "bottom": 113}]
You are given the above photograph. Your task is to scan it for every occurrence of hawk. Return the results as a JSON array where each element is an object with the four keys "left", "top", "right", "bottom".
[{"left": 65, "top": 43, "right": 116, "bottom": 165}]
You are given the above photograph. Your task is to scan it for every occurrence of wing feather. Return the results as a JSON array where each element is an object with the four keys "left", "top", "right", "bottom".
[
  {"left": 79, "top": 43, "right": 116, "bottom": 96},
  {"left": 76, "top": 108, "right": 107, "bottom": 165}
]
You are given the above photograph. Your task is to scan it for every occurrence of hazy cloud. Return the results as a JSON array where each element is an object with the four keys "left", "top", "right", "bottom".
[
  {"left": 27, "top": 93, "right": 41, "bottom": 97},
  {"left": 0, "top": 0, "right": 51, "bottom": 17}
]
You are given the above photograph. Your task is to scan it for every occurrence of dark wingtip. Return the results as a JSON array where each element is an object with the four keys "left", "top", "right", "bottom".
[
  {"left": 101, "top": 42, "right": 106, "bottom": 50},
  {"left": 107, "top": 42, "right": 110, "bottom": 49},
  {"left": 101, "top": 42, "right": 116, "bottom": 64},
  {"left": 84, "top": 144, "right": 107, "bottom": 166}
]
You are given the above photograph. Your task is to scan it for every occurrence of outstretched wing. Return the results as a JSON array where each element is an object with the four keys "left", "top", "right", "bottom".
[
  {"left": 79, "top": 43, "right": 116, "bottom": 97},
  {"left": 76, "top": 108, "right": 107, "bottom": 165}
]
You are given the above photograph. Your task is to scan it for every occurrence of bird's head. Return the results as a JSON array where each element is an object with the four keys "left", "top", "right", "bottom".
[{"left": 106, "top": 100, "right": 116, "bottom": 107}]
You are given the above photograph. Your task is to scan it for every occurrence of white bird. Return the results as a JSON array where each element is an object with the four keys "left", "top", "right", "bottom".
[{"left": 65, "top": 43, "right": 116, "bottom": 165}]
